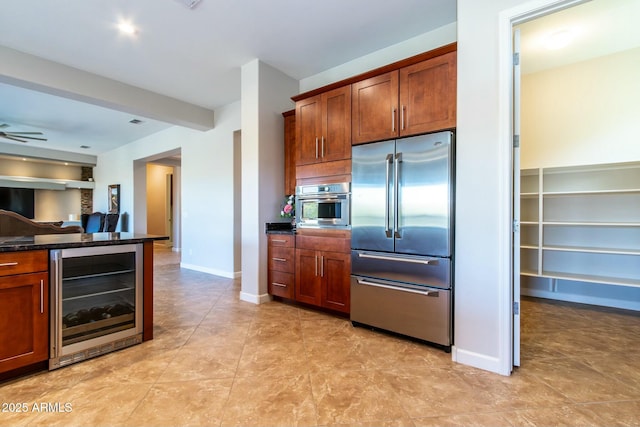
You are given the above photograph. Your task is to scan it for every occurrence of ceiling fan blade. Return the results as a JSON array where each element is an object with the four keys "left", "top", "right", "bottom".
[
  {"left": 1, "top": 135, "right": 28, "bottom": 143},
  {"left": 12, "top": 135, "right": 48, "bottom": 141},
  {"left": 5, "top": 131, "right": 44, "bottom": 135}
]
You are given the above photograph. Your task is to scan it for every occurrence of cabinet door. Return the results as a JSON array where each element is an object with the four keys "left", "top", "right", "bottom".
[
  {"left": 399, "top": 52, "right": 457, "bottom": 136},
  {"left": 321, "top": 251, "right": 351, "bottom": 313},
  {"left": 321, "top": 86, "right": 351, "bottom": 162},
  {"left": 283, "top": 111, "right": 296, "bottom": 195},
  {"left": 0, "top": 272, "right": 48, "bottom": 374},
  {"left": 295, "top": 249, "right": 321, "bottom": 305},
  {"left": 352, "top": 71, "right": 399, "bottom": 145},
  {"left": 296, "top": 95, "right": 322, "bottom": 166}
]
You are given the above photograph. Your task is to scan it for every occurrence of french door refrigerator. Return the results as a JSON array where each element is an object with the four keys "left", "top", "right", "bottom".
[{"left": 350, "top": 131, "right": 454, "bottom": 350}]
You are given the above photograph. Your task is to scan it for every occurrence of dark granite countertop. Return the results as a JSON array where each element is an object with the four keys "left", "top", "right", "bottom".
[
  {"left": 266, "top": 229, "right": 296, "bottom": 235},
  {"left": 0, "top": 232, "right": 168, "bottom": 253},
  {"left": 265, "top": 222, "right": 295, "bottom": 234}
]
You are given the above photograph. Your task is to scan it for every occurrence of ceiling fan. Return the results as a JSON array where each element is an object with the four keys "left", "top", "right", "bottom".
[{"left": 0, "top": 124, "right": 47, "bottom": 143}]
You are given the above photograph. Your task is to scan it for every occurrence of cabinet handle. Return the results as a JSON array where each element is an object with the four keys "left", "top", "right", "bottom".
[
  {"left": 272, "top": 239, "right": 287, "bottom": 243},
  {"left": 391, "top": 108, "right": 396, "bottom": 132},
  {"left": 320, "top": 256, "right": 324, "bottom": 277},
  {"left": 0, "top": 262, "right": 18, "bottom": 267},
  {"left": 40, "top": 279, "right": 44, "bottom": 314},
  {"left": 321, "top": 136, "right": 325, "bottom": 158},
  {"left": 401, "top": 105, "right": 406, "bottom": 130},
  {"left": 315, "top": 255, "right": 318, "bottom": 276},
  {"left": 272, "top": 282, "right": 287, "bottom": 288},
  {"left": 315, "top": 137, "right": 319, "bottom": 159},
  {"left": 272, "top": 257, "right": 287, "bottom": 262}
]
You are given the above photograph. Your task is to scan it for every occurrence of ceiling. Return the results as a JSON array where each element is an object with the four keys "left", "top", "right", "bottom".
[
  {"left": 0, "top": 0, "right": 638, "bottom": 158},
  {"left": 0, "top": 0, "right": 456, "bottom": 156}
]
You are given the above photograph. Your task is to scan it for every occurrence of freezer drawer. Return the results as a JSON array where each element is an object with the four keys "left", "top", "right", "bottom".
[
  {"left": 351, "top": 275, "right": 451, "bottom": 348},
  {"left": 351, "top": 250, "right": 451, "bottom": 289}
]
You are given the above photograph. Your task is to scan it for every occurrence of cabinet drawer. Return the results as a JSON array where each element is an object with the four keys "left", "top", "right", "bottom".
[
  {"left": 269, "top": 271, "right": 294, "bottom": 299},
  {"left": 0, "top": 250, "right": 48, "bottom": 277},
  {"left": 269, "top": 247, "right": 295, "bottom": 273},
  {"left": 268, "top": 234, "right": 295, "bottom": 248}
]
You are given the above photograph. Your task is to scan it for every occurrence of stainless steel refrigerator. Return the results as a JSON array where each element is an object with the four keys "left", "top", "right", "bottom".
[{"left": 350, "top": 131, "right": 454, "bottom": 350}]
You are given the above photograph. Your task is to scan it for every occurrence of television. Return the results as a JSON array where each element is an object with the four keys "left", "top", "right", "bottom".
[{"left": 0, "top": 188, "right": 35, "bottom": 219}]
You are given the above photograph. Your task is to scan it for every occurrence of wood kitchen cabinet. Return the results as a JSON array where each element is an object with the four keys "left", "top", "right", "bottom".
[
  {"left": 352, "top": 51, "right": 456, "bottom": 145},
  {"left": 296, "top": 85, "right": 351, "bottom": 166},
  {"left": 283, "top": 110, "right": 296, "bottom": 196},
  {"left": 295, "top": 230, "right": 351, "bottom": 313},
  {"left": 267, "top": 234, "right": 295, "bottom": 299},
  {"left": 0, "top": 250, "right": 49, "bottom": 375}
]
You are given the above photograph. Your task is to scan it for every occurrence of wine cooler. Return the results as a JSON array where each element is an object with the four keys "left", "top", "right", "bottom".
[{"left": 49, "top": 244, "right": 143, "bottom": 370}]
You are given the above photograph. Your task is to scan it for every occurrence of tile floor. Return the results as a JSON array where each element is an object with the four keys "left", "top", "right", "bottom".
[{"left": 1, "top": 246, "right": 639, "bottom": 426}]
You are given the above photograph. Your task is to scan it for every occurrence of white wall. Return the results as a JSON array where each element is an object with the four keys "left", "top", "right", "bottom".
[
  {"left": 520, "top": 47, "right": 640, "bottom": 310},
  {"left": 94, "top": 101, "right": 240, "bottom": 277},
  {"left": 240, "top": 60, "right": 298, "bottom": 303},
  {"left": 456, "top": 0, "right": 542, "bottom": 375},
  {"left": 300, "top": 22, "right": 457, "bottom": 92},
  {"left": 35, "top": 189, "right": 81, "bottom": 221},
  {"left": 521, "top": 47, "right": 640, "bottom": 169}
]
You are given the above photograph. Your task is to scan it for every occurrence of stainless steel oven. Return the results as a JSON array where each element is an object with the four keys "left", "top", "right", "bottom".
[{"left": 295, "top": 182, "right": 350, "bottom": 229}]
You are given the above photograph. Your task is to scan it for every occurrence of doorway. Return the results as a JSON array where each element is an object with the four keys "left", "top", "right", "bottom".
[
  {"left": 132, "top": 148, "right": 182, "bottom": 254},
  {"left": 510, "top": 0, "right": 640, "bottom": 367}
]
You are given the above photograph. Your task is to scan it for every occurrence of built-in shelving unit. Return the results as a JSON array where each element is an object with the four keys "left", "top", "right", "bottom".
[{"left": 520, "top": 161, "right": 640, "bottom": 303}]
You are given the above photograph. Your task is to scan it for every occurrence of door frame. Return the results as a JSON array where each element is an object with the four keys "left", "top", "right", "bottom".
[{"left": 498, "top": 0, "right": 590, "bottom": 372}]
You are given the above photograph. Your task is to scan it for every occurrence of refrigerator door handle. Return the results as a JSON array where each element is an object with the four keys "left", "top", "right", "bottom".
[
  {"left": 356, "top": 278, "right": 439, "bottom": 297},
  {"left": 357, "top": 251, "right": 440, "bottom": 265},
  {"left": 385, "top": 153, "right": 393, "bottom": 238},
  {"left": 394, "top": 152, "right": 402, "bottom": 238}
]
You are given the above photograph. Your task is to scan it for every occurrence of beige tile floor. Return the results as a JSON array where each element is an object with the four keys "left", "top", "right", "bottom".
[{"left": 1, "top": 246, "right": 639, "bottom": 426}]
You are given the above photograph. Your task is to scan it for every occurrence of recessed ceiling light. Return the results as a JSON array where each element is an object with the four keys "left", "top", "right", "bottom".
[
  {"left": 117, "top": 20, "right": 138, "bottom": 36},
  {"left": 80, "top": 145, "right": 91, "bottom": 149},
  {"left": 545, "top": 29, "right": 573, "bottom": 50},
  {"left": 129, "top": 119, "right": 144, "bottom": 124}
]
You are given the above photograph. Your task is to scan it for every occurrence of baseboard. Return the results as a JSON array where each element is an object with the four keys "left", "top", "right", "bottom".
[
  {"left": 240, "top": 291, "right": 271, "bottom": 305},
  {"left": 179, "top": 262, "right": 238, "bottom": 279},
  {"left": 522, "top": 288, "right": 640, "bottom": 311},
  {"left": 452, "top": 346, "right": 510, "bottom": 376}
]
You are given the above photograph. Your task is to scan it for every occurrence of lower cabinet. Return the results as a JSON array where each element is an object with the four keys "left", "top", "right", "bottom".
[
  {"left": 0, "top": 250, "right": 49, "bottom": 374},
  {"left": 295, "top": 230, "right": 351, "bottom": 314},
  {"left": 268, "top": 230, "right": 351, "bottom": 314},
  {"left": 295, "top": 249, "right": 350, "bottom": 313},
  {"left": 267, "top": 234, "right": 295, "bottom": 299}
]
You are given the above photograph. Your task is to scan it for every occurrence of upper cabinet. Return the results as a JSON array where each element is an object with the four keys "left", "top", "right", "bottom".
[
  {"left": 296, "top": 86, "right": 351, "bottom": 166},
  {"left": 282, "top": 110, "right": 296, "bottom": 196},
  {"left": 352, "top": 51, "right": 457, "bottom": 145},
  {"left": 351, "top": 71, "right": 399, "bottom": 144}
]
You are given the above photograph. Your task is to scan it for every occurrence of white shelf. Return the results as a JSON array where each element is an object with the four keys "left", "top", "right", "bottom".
[
  {"left": 542, "top": 245, "right": 640, "bottom": 256},
  {"left": 0, "top": 175, "right": 95, "bottom": 190},
  {"left": 542, "top": 221, "right": 640, "bottom": 227},
  {"left": 539, "top": 271, "right": 640, "bottom": 289},
  {"left": 519, "top": 161, "right": 640, "bottom": 302},
  {"left": 543, "top": 188, "right": 640, "bottom": 196}
]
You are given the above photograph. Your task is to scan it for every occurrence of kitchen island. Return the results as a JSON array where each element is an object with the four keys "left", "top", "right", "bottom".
[{"left": 0, "top": 232, "right": 167, "bottom": 379}]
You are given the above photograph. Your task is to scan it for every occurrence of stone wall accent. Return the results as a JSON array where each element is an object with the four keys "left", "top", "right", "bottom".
[{"left": 81, "top": 166, "right": 94, "bottom": 214}]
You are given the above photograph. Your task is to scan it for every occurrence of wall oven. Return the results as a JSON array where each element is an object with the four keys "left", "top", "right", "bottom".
[
  {"left": 295, "top": 182, "right": 350, "bottom": 229},
  {"left": 49, "top": 244, "right": 143, "bottom": 370}
]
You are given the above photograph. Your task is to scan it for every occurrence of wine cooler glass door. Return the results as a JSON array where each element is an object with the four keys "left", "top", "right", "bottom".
[{"left": 50, "top": 244, "right": 143, "bottom": 368}]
